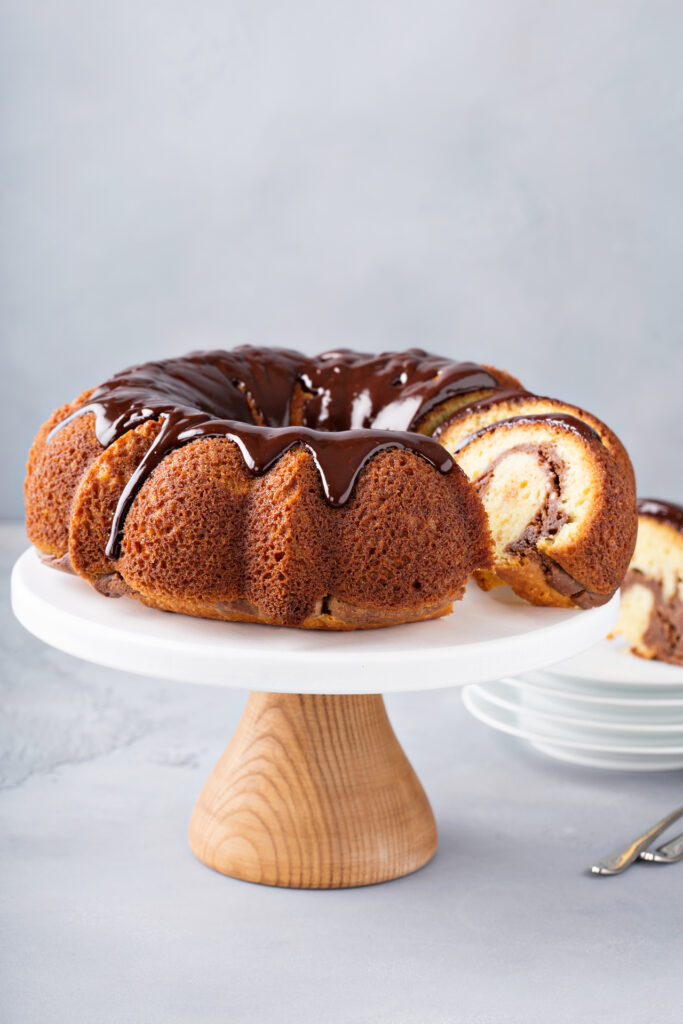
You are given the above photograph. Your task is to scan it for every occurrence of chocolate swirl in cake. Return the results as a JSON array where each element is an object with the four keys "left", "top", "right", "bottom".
[
  {"left": 443, "top": 409, "right": 614, "bottom": 608},
  {"left": 49, "top": 347, "right": 500, "bottom": 558}
]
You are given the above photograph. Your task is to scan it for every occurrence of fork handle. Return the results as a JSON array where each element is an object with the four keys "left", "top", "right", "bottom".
[{"left": 591, "top": 805, "right": 683, "bottom": 876}]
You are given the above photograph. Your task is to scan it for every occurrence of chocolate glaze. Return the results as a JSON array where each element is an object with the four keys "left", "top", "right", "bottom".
[
  {"left": 637, "top": 498, "right": 683, "bottom": 534},
  {"left": 452, "top": 412, "right": 602, "bottom": 453},
  {"left": 433, "top": 389, "right": 531, "bottom": 438},
  {"left": 49, "top": 347, "right": 500, "bottom": 559},
  {"left": 294, "top": 349, "right": 498, "bottom": 430}
]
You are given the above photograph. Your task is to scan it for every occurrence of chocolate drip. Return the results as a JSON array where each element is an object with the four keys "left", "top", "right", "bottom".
[
  {"left": 50, "top": 350, "right": 276, "bottom": 446},
  {"left": 452, "top": 412, "right": 602, "bottom": 453},
  {"left": 637, "top": 498, "right": 683, "bottom": 533},
  {"left": 104, "top": 415, "right": 453, "bottom": 558},
  {"left": 49, "top": 347, "right": 502, "bottom": 560}
]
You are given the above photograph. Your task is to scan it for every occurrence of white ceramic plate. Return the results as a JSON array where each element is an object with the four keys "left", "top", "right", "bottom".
[
  {"left": 11, "top": 548, "right": 619, "bottom": 694},
  {"left": 529, "top": 741, "right": 683, "bottom": 772},
  {"left": 545, "top": 637, "right": 683, "bottom": 688},
  {"left": 471, "top": 681, "right": 683, "bottom": 733},
  {"left": 462, "top": 685, "right": 683, "bottom": 771},
  {"left": 501, "top": 672, "right": 683, "bottom": 709},
  {"left": 479, "top": 684, "right": 683, "bottom": 733}
]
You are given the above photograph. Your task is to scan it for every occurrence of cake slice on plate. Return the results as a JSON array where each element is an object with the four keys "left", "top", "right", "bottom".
[{"left": 614, "top": 499, "right": 683, "bottom": 665}]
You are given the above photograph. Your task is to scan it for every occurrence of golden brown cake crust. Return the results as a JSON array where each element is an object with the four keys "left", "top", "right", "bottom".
[
  {"left": 107, "top": 443, "right": 491, "bottom": 629},
  {"left": 25, "top": 390, "right": 99, "bottom": 558}
]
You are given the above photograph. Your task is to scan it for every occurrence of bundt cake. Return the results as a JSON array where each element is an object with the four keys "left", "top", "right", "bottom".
[
  {"left": 24, "top": 347, "right": 637, "bottom": 629},
  {"left": 613, "top": 499, "right": 683, "bottom": 665},
  {"left": 25, "top": 348, "right": 511, "bottom": 629},
  {"left": 436, "top": 391, "right": 637, "bottom": 608}
]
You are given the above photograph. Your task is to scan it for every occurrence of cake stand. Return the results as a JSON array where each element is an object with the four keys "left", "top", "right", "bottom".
[{"left": 11, "top": 548, "right": 618, "bottom": 889}]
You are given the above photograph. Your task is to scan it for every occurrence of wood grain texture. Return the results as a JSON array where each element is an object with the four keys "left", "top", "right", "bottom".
[{"left": 188, "top": 692, "right": 438, "bottom": 888}]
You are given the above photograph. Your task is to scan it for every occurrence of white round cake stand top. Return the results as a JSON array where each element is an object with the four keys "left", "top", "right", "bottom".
[{"left": 11, "top": 548, "right": 619, "bottom": 694}]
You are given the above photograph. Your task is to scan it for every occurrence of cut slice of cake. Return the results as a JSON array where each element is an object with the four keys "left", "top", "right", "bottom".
[
  {"left": 614, "top": 499, "right": 683, "bottom": 665},
  {"left": 436, "top": 396, "right": 637, "bottom": 609}
]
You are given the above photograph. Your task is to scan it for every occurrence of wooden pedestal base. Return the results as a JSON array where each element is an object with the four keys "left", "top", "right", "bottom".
[{"left": 188, "top": 692, "right": 437, "bottom": 888}]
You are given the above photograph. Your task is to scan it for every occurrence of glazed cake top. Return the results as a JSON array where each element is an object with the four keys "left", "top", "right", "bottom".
[
  {"left": 51, "top": 346, "right": 504, "bottom": 556},
  {"left": 57, "top": 347, "right": 499, "bottom": 440}
]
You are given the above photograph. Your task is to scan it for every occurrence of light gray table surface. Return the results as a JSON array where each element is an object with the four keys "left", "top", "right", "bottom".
[{"left": 1, "top": 523, "right": 681, "bottom": 1024}]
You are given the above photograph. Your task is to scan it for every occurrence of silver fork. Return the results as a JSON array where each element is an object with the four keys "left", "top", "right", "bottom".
[
  {"left": 639, "top": 830, "right": 683, "bottom": 864},
  {"left": 590, "top": 805, "right": 683, "bottom": 875}
]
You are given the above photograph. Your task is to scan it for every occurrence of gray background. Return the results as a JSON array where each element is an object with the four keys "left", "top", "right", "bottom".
[
  {"left": 2, "top": 0, "right": 682, "bottom": 517},
  {"left": 2, "top": 7, "right": 683, "bottom": 1021}
]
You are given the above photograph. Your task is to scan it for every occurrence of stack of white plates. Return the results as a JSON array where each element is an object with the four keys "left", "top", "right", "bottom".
[{"left": 463, "top": 637, "right": 683, "bottom": 771}]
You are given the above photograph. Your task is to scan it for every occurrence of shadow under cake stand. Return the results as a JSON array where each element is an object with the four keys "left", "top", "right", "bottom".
[{"left": 11, "top": 549, "right": 618, "bottom": 889}]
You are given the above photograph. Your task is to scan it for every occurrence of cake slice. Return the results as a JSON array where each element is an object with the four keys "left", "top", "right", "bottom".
[
  {"left": 436, "top": 395, "right": 637, "bottom": 608},
  {"left": 614, "top": 499, "right": 683, "bottom": 665}
]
